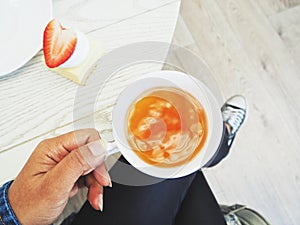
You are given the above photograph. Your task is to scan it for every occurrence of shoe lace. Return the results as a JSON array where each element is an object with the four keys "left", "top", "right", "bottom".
[
  {"left": 224, "top": 213, "right": 242, "bottom": 225},
  {"left": 222, "top": 105, "right": 246, "bottom": 138}
]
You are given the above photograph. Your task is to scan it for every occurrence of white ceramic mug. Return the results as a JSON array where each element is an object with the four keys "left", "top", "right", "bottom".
[{"left": 105, "top": 70, "right": 223, "bottom": 178}]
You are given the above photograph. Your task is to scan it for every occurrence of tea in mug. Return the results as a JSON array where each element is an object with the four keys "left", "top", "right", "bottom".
[{"left": 126, "top": 87, "right": 208, "bottom": 167}]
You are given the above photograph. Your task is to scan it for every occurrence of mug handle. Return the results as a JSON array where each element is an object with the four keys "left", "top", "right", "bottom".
[{"left": 105, "top": 141, "right": 120, "bottom": 160}]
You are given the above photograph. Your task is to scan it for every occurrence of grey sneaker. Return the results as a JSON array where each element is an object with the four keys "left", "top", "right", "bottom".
[
  {"left": 221, "top": 204, "right": 271, "bottom": 225},
  {"left": 221, "top": 95, "right": 247, "bottom": 146}
]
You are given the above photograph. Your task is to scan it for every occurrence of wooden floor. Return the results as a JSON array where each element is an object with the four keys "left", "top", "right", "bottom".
[{"left": 170, "top": 0, "right": 300, "bottom": 224}]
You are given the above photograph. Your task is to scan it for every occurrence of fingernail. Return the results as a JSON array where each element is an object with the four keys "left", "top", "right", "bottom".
[
  {"left": 108, "top": 177, "right": 112, "bottom": 188},
  {"left": 88, "top": 140, "right": 106, "bottom": 157},
  {"left": 98, "top": 194, "right": 103, "bottom": 211},
  {"left": 83, "top": 168, "right": 93, "bottom": 175},
  {"left": 105, "top": 173, "right": 112, "bottom": 187}
]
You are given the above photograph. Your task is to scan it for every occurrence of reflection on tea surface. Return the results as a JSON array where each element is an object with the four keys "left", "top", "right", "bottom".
[{"left": 126, "top": 87, "right": 208, "bottom": 167}]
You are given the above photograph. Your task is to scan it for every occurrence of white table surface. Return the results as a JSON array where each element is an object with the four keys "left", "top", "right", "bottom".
[{"left": 0, "top": 0, "right": 181, "bottom": 184}]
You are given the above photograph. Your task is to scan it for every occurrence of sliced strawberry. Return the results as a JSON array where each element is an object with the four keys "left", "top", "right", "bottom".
[{"left": 43, "top": 19, "right": 77, "bottom": 68}]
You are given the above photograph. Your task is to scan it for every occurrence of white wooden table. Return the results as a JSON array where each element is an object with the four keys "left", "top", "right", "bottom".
[{"left": 0, "top": 0, "right": 181, "bottom": 185}]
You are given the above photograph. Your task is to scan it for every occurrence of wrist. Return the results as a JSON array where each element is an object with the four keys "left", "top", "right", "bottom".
[{"left": 0, "top": 181, "right": 21, "bottom": 225}]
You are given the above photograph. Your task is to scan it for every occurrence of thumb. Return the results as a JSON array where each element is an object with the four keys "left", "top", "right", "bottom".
[{"left": 47, "top": 140, "right": 107, "bottom": 192}]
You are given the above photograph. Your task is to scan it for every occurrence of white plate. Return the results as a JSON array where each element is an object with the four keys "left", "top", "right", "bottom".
[{"left": 0, "top": 0, "right": 52, "bottom": 76}]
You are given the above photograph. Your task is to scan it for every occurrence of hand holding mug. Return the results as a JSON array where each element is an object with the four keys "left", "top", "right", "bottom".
[{"left": 8, "top": 129, "right": 111, "bottom": 225}]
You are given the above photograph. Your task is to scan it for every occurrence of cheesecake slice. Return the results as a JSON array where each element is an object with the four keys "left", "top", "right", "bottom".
[
  {"left": 49, "top": 36, "right": 104, "bottom": 85},
  {"left": 43, "top": 19, "right": 104, "bottom": 85}
]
